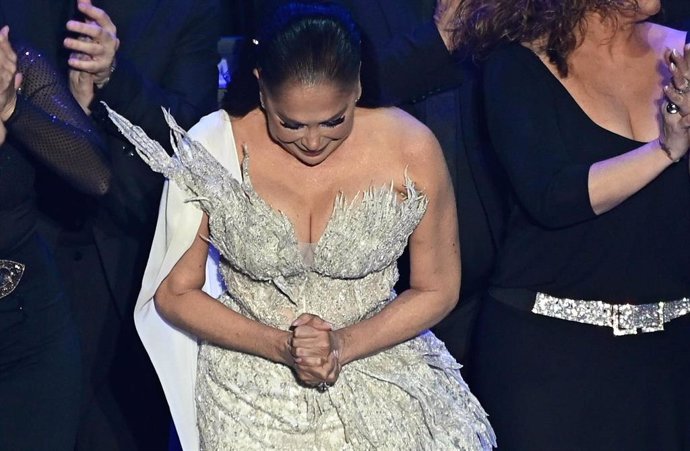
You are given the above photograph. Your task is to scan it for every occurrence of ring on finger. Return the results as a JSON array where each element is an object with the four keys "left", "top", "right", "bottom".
[
  {"left": 667, "top": 101, "right": 680, "bottom": 114},
  {"left": 315, "top": 381, "right": 332, "bottom": 392}
]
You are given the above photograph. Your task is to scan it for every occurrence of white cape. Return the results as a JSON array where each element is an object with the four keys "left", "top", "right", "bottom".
[{"left": 133, "top": 110, "right": 240, "bottom": 451}]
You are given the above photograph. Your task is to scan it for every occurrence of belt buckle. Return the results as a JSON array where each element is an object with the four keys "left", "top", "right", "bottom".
[
  {"left": 612, "top": 304, "right": 638, "bottom": 336},
  {"left": 612, "top": 303, "right": 665, "bottom": 336},
  {"left": 0, "top": 260, "right": 25, "bottom": 300}
]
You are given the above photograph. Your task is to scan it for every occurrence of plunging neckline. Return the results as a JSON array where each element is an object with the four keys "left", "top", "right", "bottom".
[
  {"left": 517, "top": 37, "right": 689, "bottom": 146},
  {"left": 234, "top": 149, "right": 422, "bottom": 267}
]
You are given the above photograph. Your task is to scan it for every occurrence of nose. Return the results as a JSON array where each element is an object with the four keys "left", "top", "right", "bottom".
[{"left": 301, "top": 127, "right": 322, "bottom": 151}]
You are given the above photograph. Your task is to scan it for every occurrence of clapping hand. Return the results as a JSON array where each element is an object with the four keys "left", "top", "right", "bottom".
[
  {"left": 289, "top": 313, "right": 342, "bottom": 390},
  {"left": 64, "top": 0, "right": 120, "bottom": 111},
  {"left": 0, "top": 26, "right": 22, "bottom": 123}
]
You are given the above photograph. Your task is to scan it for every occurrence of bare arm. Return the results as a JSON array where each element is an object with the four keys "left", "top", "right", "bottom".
[
  {"left": 154, "top": 214, "right": 294, "bottom": 365},
  {"left": 333, "top": 127, "right": 460, "bottom": 365},
  {"left": 588, "top": 121, "right": 689, "bottom": 215}
]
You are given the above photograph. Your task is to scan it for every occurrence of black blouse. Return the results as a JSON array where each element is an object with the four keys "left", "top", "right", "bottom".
[
  {"left": 485, "top": 36, "right": 690, "bottom": 304},
  {"left": 0, "top": 45, "right": 109, "bottom": 254}
]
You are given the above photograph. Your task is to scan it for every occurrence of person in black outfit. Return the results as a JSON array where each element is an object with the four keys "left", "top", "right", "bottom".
[
  {"left": 34, "top": 0, "right": 220, "bottom": 449},
  {"left": 0, "top": 27, "right": 110, "bottom": 451},
  {"left": 452, "top": 0, "right": 690, "bottom": 449}
]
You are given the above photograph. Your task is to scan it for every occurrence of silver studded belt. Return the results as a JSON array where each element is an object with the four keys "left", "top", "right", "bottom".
[
  {"left": 532, "top": 292, "right": 690, "bottom": 336},
  {"left": 0, "top": 259, "right": 25, "bottom": 300}
]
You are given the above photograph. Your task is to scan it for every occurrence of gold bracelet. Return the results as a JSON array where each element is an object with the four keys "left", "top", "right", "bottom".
[{"left": 658, "top": 137, "right": 681, "bottom": 163}]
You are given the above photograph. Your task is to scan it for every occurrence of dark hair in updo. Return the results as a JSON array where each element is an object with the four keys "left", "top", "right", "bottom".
[{"left": 222, "top": 2, "right": 361, "bottom": 117}]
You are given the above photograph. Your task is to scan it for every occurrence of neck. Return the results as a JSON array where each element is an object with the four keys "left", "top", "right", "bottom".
[{"left": 575, "top": 12, "right": 648, "bottom": 57}]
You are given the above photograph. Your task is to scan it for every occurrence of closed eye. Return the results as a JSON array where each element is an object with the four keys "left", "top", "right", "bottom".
[
  {"left": 280, "top": 121, "right": 303, "bottom": 130},
  {"left": 322, "top": 116, "right": 345, "bottom": 128}
]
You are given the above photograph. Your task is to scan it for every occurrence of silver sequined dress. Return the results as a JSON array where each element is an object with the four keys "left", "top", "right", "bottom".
[{"left": 108, "top": 108, "right": 496, "bottom": 451}]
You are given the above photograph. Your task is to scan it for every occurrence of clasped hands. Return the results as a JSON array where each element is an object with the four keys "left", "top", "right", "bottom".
[
  {"left": 286, "top": 313, "right": 344, "bottom": 390},
  {"left": 661, "top": 44, "right": 690, "bottom": 162}
]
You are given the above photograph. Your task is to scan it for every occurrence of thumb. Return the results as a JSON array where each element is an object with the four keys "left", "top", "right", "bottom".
[{"left": 13, "top": 72, "right": 22, "bottom": 91}]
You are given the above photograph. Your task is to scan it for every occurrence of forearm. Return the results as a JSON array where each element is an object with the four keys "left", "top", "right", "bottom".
[
  {"left": 589, "top": 139, "right": 677, "bottom": 215},
  {"left": 156, "top": 289, "right": 291, "bottom": 364},
  {"left": 336, "top": 286, "right": 457, "bottom": 365}
]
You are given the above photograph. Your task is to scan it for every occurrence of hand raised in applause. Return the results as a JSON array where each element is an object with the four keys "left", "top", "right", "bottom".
[
  {"left": 64, "top": 0, "right": 119, "bottom": 110},
  {"left": 289, "top": 313, "right": 343, "bottom": 389},
  {"left": 0, "top": 26, "right": 22, "bottom": 123}
]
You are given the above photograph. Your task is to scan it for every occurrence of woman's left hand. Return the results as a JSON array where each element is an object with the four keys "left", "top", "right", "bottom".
[{"left": 289, "top": 313, "right": 343, "bottom": 388}]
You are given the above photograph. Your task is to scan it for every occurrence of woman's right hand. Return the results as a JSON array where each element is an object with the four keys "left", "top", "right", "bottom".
[
  {"left": 661, "top": 45, "right": 690, "bottom": 162},
  {"left": 0, "top": 26, "right": 22, "bottom": 122},
  {"left": 661, "top": 85, "right": 690, "bottom": 162}
]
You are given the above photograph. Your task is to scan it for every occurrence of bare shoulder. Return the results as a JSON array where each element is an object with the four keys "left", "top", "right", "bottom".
[
  {"left": 353, "top": 107, "right": 447, "bottom": 192},
  {"left": 354, "top": 107, "right": 441, "bottom": 160}
]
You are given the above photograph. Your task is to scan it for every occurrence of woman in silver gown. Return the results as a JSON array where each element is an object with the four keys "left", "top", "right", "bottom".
[{"left": 108, "top": 3, "right": 495, "bottom": 450}]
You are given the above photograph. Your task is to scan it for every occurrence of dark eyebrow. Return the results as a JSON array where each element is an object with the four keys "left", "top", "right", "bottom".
[{"left": 277, "top": 106, "right": 348, "bottom": 127}]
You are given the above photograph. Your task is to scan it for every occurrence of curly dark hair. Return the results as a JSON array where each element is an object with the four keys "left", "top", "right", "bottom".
[{"left": 450, "top": 0, "right": 641, "bottom": 76}]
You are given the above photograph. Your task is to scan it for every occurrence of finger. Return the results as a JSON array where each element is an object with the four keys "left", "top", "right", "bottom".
[
  {"left": 67, "top": 58, "right": 106, "bottom": 73},
  {"left": 294, "top": 371, "right": 320, "bottom": 386},
  {"left": 664, "top": 47, "right": 673, "bottom": 66},
  {"left": 0, "top": 29, "right": 16, "bottom": 64},
  {"left": 291, "top": 344, "right": 331, "bottom": 358},
  {"left": 669, "top": 61, "right": 690, "bottom": 93},
  {"left": 293, "top": 355, "right": 328, "bottom": 367},
  {"left": 292, "top": 324, "right": 327, "bottom": 339},
  {"left": 672, "top": 46, "right": 690, "bottom": 74},
  {"left": 77, "top": 1, "right": 117, "bottom": 34},
  {"left": 291, "top": 313, "right": 317, "bottom": 327},
  {"left": 64, "top": 37, "right": 103, "bottom": 56},
  {"left": 305, "top": 316, "right": 333, "bottom": 331},
  {"left": 13, "top": 72, "right": 22, "bottom": 91},
  {"left": 291, "top": 338, "right": 330, "bottom": 353},
  {"left": 65, "top": 20, "right": 102, "bottom": 40}
]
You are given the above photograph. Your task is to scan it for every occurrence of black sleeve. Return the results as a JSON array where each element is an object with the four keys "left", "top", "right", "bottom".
[
  {"left": 92, "top": 0, "right": 219, "bottom": 149},
  {"left": 363, "top": 20, "right": 464, "bottom": 105},
  {"left": 6, "top": 45, "right": 110, "bottom": 196},
  {"left": 333, "top": 0, "right": 464, "bottom": 107},
  {"left": 483, "top": 45, "right": 596, "bottom": 228},
  {"left": 89, "top": 0, "right": 220, "bottom": 230}
]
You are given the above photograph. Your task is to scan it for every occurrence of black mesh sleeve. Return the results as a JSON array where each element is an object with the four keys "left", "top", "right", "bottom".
[{"left": 5, "top": 45, "right": 111, "bottom": 196}]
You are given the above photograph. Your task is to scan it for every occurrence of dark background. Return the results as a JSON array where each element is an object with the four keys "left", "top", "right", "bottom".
[{"left": 219, "top": 0, "right": 690, "bottom": 37}]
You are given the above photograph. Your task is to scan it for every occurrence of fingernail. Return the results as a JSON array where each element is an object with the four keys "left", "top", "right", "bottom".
[
  {"left": 673, "top": 49, "right": 681, "bottom": 57},
  {"left": 671, "top": 62, "right": 677, "bottom": 71}
]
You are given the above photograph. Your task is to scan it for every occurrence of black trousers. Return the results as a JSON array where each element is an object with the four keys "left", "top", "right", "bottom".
[
  {"left": 54, "top": 240, "right": 171, "bottom": 451},
  {"left": 0, "top": 235, "right": 81, "bottom": 451}
]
